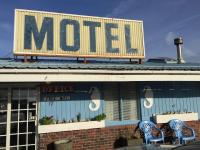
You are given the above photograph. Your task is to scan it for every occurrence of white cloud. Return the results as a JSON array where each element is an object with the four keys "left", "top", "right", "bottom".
[
  {"left": 106, "top": 0, "right": 136, "bottom": 17},
  {"left": 165, "top": 32, "right": 177, "bottom": 45}
]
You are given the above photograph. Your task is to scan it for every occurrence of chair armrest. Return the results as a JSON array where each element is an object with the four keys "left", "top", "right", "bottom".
[
  {"left": 184, "top": 125, "right": 195, "bottom": 137},
  {"left": 154, "top": 127, "right": 164, "bottom": 138}
]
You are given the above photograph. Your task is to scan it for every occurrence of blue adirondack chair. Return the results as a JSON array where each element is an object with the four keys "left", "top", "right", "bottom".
[
  {"left": 169, "top": 119, "right": 195, "bottom": 144},
  {"left": 139, "top": 121, "right": 165, "bottom": 144}
]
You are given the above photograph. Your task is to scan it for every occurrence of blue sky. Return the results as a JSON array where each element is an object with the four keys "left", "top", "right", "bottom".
[{"left": 0, "top": 0, "right": 200, "bottom": 62}]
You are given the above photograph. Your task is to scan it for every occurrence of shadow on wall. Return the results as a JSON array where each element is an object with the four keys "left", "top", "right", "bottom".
[{"left": 114, "top": 136, "right": 128, "bottom": 148}]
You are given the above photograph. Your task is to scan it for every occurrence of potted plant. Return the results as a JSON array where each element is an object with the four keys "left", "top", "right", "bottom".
[
  {"left": 76, "top": 113, "right": 81, "bottom": 122},
  {"left": 91, "top": 113, "right": 106, "bottom": 121},
  {"left": 39, "top": 116, "right": 55, "bottom": 125}
]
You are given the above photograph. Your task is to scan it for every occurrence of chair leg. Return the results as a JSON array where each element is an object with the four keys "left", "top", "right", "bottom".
[
  {"left": 180, "top": 139, "right": 183, "bottom": 145},
  {"left": 179, "top": 138, "right": 181, "bottom": 145},
  {"left": 182, "top": 140, "right": 186, "bottom": 145}
]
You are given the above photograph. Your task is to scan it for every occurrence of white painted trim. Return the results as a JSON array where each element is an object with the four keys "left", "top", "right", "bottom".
[
  {"left": 0, "top": 74, "right": 200, "bottom": 82},
  {"left": 13, "top": 9, "right": 17, "bottom": 54},
  {"left": 0, "top": 69, "right": 200, "bottom": 82},
  {"left": 35, "top": 87, "right": 40, "bottom": 150},
  {"left": 142, "top": 22, "right": 145, "bottom": 58},
  {"left": 38, "top": 121, "right": 105, "bottom": 134},
  {"left": 1, "top": 69, "right": 200, "bottom": 75},
  {"left": 153, "top": 113, "right": 198, "bottom": 123},
  {"left": 6, "top": 88, "right": 11, "bottom": 150}
]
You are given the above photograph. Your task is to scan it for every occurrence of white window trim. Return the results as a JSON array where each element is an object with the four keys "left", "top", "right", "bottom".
[{"left": 6, "top": 88, "right": 11, "bottom": 150}]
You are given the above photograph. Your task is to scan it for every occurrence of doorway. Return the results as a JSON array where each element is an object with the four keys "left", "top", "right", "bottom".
[{"left": 0, "top": 87, "right": 37, "bottom": 150}]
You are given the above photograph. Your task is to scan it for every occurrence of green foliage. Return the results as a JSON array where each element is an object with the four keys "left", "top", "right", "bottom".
[
  {"left": 76, "top": 113, "right": 81, "bottom": 122},
  {"left": 39, "top": 116, "right": 55, "bottom": 125},
  {"left": 91, "top": 113, "right": 106, "bottom": 121}
]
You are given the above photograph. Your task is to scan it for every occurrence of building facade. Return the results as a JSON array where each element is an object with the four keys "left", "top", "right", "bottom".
[
  {"left": 0, "top": 59, "right": 200, "bottom": 149},
  {"left": 1, "top": 8, "right": 199, "bottom": 150}
]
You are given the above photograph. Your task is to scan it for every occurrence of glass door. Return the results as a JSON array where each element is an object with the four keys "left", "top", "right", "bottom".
[
  {"left": 0, "top": 89, "right": 8, "bottom": 150},
  {"left": 10, "top": 88, "right": 37, "bottom": 150}
]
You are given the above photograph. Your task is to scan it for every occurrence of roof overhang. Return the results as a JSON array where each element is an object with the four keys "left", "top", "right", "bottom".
[{"left": 0, "top": 69, "right": 200, "bottom": 82}]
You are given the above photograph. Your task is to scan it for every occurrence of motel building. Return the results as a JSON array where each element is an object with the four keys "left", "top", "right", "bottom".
[{"left": 1, "top": 9, "right": 200, "bottom": 150}]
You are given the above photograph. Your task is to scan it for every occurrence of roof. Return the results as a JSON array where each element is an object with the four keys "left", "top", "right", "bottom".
[{"left": 0, "top": 58, "right": 200, "bottom": 71}]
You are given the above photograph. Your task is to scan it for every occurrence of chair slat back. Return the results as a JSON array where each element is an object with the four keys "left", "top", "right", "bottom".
[
  {"left": 139, "top": 121, "right": 155, "bottom": 139},
  {"left": 169, "top": 119, "right": 184, "bottom": 137}
]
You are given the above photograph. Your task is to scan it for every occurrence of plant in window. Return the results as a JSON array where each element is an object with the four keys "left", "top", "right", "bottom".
[
  {"left": 39, "top": 116, "right": 55, "bottom": 125},
  {"left": 76, "top": 113, "right": 81, "bottom": 122},
  {"left": 62, "top": 118, "right": 66, "bottom": 123},
  {"left": 91, "top": 113, "right": 106, "bottom": 121}
]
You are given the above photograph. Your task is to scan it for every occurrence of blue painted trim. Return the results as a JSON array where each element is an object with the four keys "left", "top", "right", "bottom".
[{"left": 105, "top": 120, "right": 139, "bottom": 127}]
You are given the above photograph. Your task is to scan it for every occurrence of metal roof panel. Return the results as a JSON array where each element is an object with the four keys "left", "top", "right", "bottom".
[{"left": 0, "top": 59, "right": 200, "bottom": 71}]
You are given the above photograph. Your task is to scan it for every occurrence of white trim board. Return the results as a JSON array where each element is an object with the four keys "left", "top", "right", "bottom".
[
  {"left": 38, "top": 121, "right": 105, "bottom": 134},
  {"left": 1, "top": 69, "right": 200, "bottom": 74},
  {"left": 0, "top": 73, "right": 200, "bottom": 82}
]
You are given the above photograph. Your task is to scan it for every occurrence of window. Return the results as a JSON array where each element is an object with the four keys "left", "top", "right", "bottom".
[
  {"left": 39, "top": 83, "right": 139, "bottom": 125},
  {"left": 40, "top": 83, "right": 104, "bottom": 124},
  {"left": 104, "top": 83, "right": 139, "bottom": 121}
]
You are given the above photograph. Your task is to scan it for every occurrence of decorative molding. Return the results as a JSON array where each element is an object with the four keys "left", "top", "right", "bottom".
[
  {"left": 143, "top": 86, "right": 153, "bottom": 108},
  {"left": 89, "top": 87, "right": 101, "bottom": 111}
]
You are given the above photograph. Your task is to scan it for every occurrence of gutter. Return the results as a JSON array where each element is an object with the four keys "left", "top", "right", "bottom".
[{"left": 0, "top": 69, "right": 200, "bottom": 75}]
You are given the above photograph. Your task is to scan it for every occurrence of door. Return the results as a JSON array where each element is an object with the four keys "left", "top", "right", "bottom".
[
  {"left": 0, "top": 88, "right": 8, "bottom": 150},
  {"left": 0, "top": 87, "right": 37, "bottom": 150}
]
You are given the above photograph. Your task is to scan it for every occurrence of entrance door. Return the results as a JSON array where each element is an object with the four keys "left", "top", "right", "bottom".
[
  {"left": 0, "top": 87, "right": 37, "bottom": 150},
  {"left": 0, "top": 89, "right": 8, "bottom": 150}
]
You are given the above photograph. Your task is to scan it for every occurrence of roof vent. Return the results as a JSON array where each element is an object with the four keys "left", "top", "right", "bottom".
[{"left": 174, "top": 37, "right": 185, "bottom": 64}]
